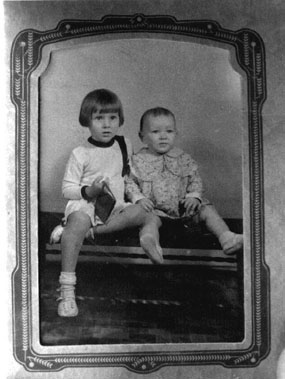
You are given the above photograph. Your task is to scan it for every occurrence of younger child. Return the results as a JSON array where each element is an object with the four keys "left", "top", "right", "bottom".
[
  {"left": 56, "top": 89, "right": 161, "bottom": 317},
  {"left": 125, "top": 107, "right": 243, "bottom": 257}
]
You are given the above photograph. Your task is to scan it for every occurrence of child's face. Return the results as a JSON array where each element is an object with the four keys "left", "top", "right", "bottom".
[
  {"left": 89, "top": 111, "right": 120, "bottom": 142},
  {"left": 140, "top": 114, "right": 177, "bottom": 155}
]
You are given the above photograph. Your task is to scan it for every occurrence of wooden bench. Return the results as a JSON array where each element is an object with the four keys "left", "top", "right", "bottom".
[{"left": 40, "top": 212, "right": 243, "bottom": 272}]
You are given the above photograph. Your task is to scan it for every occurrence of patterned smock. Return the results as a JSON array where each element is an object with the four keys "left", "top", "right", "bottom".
[{"left": 125, "top": 147, "right": 205, "bottom": 218}]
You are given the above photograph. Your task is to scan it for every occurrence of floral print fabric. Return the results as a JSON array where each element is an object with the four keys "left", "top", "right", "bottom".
[{"left": 125, "top": 147, "right": 204, "bottom": 218}]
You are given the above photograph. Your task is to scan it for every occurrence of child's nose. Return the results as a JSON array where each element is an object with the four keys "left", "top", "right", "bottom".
[{"left": 103, "top": 117, "right": 111, "bottom": 127}]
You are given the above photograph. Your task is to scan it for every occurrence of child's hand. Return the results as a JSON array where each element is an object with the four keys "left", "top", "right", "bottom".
[
  {"left": 136, "top": 198, "right": 154, "bottom": 212},
  {"left": 85, "top": 176, "right": 105, "bottom": 199},
  {"left": 181, "top": 197, "right": 201, "bottom": 217}
]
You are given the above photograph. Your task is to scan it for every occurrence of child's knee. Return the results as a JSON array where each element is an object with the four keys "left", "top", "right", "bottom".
[
  {"left": 124, "top": 204, "right": 147, "bottom": 223},
  {"left": 122, "top": 205, "right": 160, "bottom": 227},
  {"left": 65, "top": 211, "right": 91, "bottom": 234},
  {"left": 145, "top": 212, "right": 162, "bottom": 228}
]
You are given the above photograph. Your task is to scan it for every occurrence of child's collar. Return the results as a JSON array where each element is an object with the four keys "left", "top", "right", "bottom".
[
  {"left": 138, "top": 147, "right": 184, "bottom": 160},
  {"left": 88, "top": 136, "right": 115, "bottom": 148}
]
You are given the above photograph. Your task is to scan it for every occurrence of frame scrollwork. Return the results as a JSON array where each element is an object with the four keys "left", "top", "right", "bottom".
[{"left": 11, "top": 14, "right": 269, "bottom": 374}]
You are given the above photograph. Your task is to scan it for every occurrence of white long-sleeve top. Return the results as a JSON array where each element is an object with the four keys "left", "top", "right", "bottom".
[{"left": 62, "top": 137, "right": 132, "bottom": 206}]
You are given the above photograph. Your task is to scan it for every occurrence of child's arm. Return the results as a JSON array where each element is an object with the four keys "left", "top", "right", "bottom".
[
  {"left": 124, "top": 143, "right": 154, "bottom": 212},
  {"left": 62, "top": 149, "right": 85, "bottom": 200},
  {"left": 62, "top": 148, "right": 105, "bottom": 201},
  {"left": 180, "top": 197, "right": 201, "bottom": 217},
  {"left": 82, "top": 176, "right": 106, "bottom": 200},
  {"left": 182, "top": 154, "right": 203, "bottom": 201},
  {"left": 136, "top": 198, "right": 154, "bottom": 212},
  {"left": 180, "top": 153, "right": 204, "bottom": 216},
  {"left": 124, "top": 172, "right": 146, "bottom": 204},
  {"left": 125, "top": 174, "right": 154, "bottom": 212},
  {"left": 124, "top": 143, "right": 147, "bottom": 204}
]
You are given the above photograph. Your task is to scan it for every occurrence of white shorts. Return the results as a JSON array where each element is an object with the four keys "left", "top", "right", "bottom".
[{"left": 64, "top": 198, "right": 131, "bottom": 226}]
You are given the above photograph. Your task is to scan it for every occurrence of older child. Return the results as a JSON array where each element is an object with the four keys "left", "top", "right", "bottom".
[
  {"left": 125, "top": 107, "right": 243, "bottom": 256},
  {"left": 56, "top": 89, "right": 161, "bottom": 317}
]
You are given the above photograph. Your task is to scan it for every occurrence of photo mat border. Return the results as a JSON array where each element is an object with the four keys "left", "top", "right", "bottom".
[{"left": 10, "top": 14, "right": 270, "bottom": 374}]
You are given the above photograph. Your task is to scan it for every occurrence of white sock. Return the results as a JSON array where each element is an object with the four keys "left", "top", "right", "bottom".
[
  {"left": 59, "top": 272, "right": 77, "bottom": 299},
  {"left": 59, "top": 271, "right": 76, "bottom": 285}
]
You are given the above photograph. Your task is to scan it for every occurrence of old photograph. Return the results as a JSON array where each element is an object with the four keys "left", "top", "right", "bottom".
[
  {"left": 4, "top": 1, "right": 283, "bottom": 378},
  {"left": 38, "top": 37, "right": 245, "bottom": 346}
]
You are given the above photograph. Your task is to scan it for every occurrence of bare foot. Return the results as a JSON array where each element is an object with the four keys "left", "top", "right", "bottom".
[
  {"left": 49, "top": 224, "right": 64, "bottom": 244},
  {"left": 220, "top": 232, "right": 243, "bottom": 255},
  {"left": 140, "top": 234, "right": 164, "bottom": 264}
]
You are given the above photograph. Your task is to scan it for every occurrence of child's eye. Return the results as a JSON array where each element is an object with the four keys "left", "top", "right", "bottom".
[
  {"left": 94, "top": 115, "right": 103, "bottom": 120},
  {"left": 110, "top": 115, "right": 118, "bottom": 120},
  {"left": 151, "top": 130, "right": 159, "bottom": 134}
]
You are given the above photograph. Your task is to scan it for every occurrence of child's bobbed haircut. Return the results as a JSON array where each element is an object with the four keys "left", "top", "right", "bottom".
[
  {"left": 79, "top": 88, "right": 124, "bottom": 127},
  {"left": 140, "top": 107, "right": 175, "bottom": 133}
]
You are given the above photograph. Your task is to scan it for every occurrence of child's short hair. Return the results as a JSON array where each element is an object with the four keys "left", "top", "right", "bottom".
[
  {"left": 79, "top": 88, "right": 124, "bottom": 127},
  {"left": 140, "top": 107, "right": 175, "bottom": 133}
]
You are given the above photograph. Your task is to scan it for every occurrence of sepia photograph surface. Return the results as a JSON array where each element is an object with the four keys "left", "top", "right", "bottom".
[
  {"left": 5, "top": 2, "right": 282, "bottom": 377},
  {"left": 10, "top": 15, "right": 269, "bottom": 372},
  {"left": 38, "top": 36, "right": 246, "bottom": 348}
]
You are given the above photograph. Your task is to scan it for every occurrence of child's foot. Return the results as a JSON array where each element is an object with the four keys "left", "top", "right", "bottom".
[
  {"left": 57, "top": 272, "right": 78, "bottom": 317},
  {"left": 57, "top": 286, "right": 78, "bottom": 317},
  {"left": 85, "top": 227, "right": 95, "bottom": 241},
  {"left": 49, "top": 224, "right": 64, "bottom": 244},
  {"left": 219, "top": 231, "right": 243, "bottom": 255},
  {"left": 50, "top": 225, "right": 94, "bottom": 244},
  {"left": 140, "top": 234, "right": 164, "bottom": 264}
]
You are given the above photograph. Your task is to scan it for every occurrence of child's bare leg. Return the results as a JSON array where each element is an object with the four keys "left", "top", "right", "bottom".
[
  {"left": 58, "top": 211, "right": 91, "bottom": 317},
  {"left": 94, "top": 205, "right": 163, "bottom": 264},
  {"left": 93, "top": 205, "right": 149, "bottom": 234},
  {"left": 61, "top": 211, "right": 92, "bottom": 271},
  {"left": 139, "top": 213, "right": 163, "bottom": 264},
  {"left": 199, "top": 204, "right": 243, "bottom": 254}
]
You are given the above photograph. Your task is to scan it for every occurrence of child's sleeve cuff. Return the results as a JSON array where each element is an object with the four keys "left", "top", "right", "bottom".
[
  {"left": 81, "top": 185, "right": 92, "bottom": 201},
  {"left": 185, "top": 192, "right": 202, "bottom": 203},
  {"left": 131, "top": 193, "right": 146, "bottom": 204}
]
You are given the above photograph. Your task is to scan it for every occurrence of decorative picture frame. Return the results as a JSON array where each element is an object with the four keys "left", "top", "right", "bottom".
[{"left": 11, "top": 14, "right": 269, "bottom": 374}]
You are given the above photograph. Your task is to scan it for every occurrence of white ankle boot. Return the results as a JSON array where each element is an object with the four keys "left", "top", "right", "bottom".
[{"left": 57, "top": 272, "right": 78, "bottom": 317}]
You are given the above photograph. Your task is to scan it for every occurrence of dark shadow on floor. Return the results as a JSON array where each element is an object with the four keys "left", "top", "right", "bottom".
[{"left": 40, "top": 260, "right": 244, "bottom": 345}]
